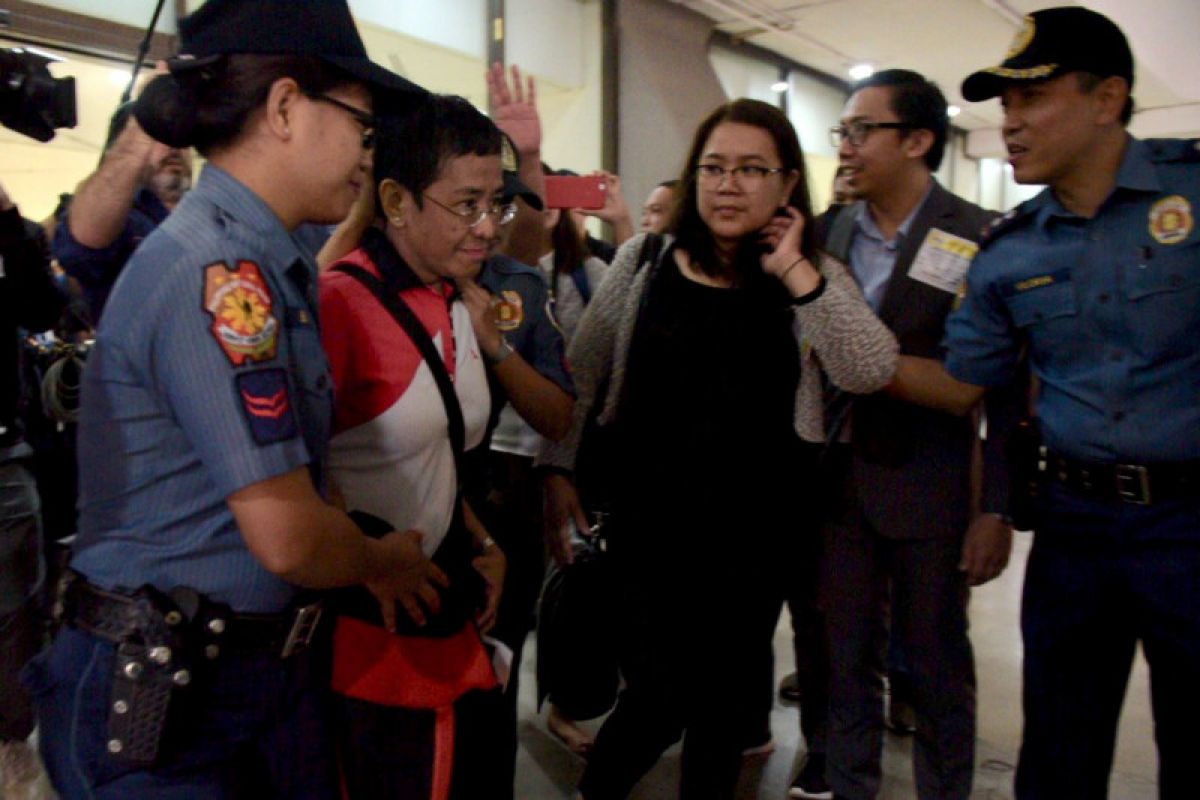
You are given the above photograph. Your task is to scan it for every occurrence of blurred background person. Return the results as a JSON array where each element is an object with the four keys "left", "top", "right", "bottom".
[
  {"left": 639, "top": 179, "right": 678, "bottom": 234},
  {"left": 0, "top": 178, "right": 63, "bottom": 800}
]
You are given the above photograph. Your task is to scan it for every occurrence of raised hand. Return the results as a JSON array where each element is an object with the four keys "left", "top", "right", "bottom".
[{"left": 486, "top": 62, "right": 541, "bottom": 156}]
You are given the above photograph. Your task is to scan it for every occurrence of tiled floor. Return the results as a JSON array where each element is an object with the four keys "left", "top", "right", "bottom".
[{"left": 513, "top": 534, "right": 1159, "bottom": 799}]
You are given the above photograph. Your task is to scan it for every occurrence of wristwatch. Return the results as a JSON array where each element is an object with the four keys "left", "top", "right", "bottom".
[{"left": 486, "top": 337, "right": 515, "bottom": 366}]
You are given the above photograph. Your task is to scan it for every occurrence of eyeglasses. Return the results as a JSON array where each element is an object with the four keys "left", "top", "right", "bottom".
[
  {"left": 422, "top": 193, "right": 519, "bottom": 229},
  {"left": 695, "top": 163, "right": 786, "bottom": 190},
  {"left": 829, "top": 120, "right": 915, "bottom": 149},
  {"left": 304, "top": 91, "right": 377, "bottom": 150}
]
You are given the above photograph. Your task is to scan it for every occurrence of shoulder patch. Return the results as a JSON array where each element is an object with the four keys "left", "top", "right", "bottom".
[
  {"left": 493, "top": 289, "right": 525, "bottom": 332},
  {"left": 979, "top": 201, "right": 1036, "bottom": 247},
  {"left": 236, "top": 368, "right": 298, "bottom": 446},
  {"left": 1145, "top": 138, "right": 1200, "bottom": 164},
  {"left": 204, "top": 260, "right": 280, "bottom": 367}
]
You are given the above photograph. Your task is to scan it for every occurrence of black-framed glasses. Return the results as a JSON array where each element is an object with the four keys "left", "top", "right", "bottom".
[
  {"left": 829, "top": 121, "right": 915, "bottom": 148},
  {"left": 694, "top": 163, "right": 786, "bottom": 190},
  {"left": 422, "top": 193, "right": 519, "bottom": 229},
  {"left": 304, "top": 91, "right": 377, "bottom": 150}
]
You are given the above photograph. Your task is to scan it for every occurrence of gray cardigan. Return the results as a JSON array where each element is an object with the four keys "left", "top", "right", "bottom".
[{"left": 537, "top": 233, "right": 899, "bottom": 471}]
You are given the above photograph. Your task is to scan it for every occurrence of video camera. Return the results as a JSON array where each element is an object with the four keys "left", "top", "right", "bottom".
[{"left": 0, "top": 47, "right": 76, "bottom": 142}]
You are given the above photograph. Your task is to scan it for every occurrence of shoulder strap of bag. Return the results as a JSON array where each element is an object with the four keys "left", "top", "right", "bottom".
[
  {"left": 614, "top": 233, "right": 666, "bottom": 417},
  {"left": 824, "top": 204, "right": 856, "bottom": 263},
  {"left": 332, "top": 263, "right": 465, "bottom": 484},
  {"left": 569, "top": 264, "right": 593, "bottom": 306}
]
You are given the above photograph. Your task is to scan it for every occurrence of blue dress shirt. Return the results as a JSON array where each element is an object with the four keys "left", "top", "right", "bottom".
[
  {"left": 71, "top": 164, "right": 333, "bottom": 612},
  {"left": 944, "top": 137, "right": 1200, "bottom": 463},
  {"left": 53, "top": 187, "right": 170, "bottom": 324},
  {"left": 848, "top": 183, "right": 932, "bottom": 311}
]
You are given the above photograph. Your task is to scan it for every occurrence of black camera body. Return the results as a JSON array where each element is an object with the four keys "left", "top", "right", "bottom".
[{"left": 0, "top": 47, "right": 77, "bottom": 142}]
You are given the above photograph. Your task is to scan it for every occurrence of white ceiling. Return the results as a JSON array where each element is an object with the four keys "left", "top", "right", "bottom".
[{"left": 672, "top": 0, "right": 1200, "bottom": 148}]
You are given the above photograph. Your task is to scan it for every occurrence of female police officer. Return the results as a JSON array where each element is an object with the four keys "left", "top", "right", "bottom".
[{"left": 21, "top": 1, "right": 433, "bottom": 797}]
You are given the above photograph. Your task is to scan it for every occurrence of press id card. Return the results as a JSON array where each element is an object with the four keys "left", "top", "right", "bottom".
[{"left": 907, "top": 228, "right": 979, "bottom": 294}]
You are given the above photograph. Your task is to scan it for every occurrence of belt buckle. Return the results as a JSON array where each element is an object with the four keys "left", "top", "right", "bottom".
[
  {"left": 279, "top": 602, "right": 323, "bottom": 658},
  {"left": 1114, "top": 464, "right": 1151, "bottom": 505}
]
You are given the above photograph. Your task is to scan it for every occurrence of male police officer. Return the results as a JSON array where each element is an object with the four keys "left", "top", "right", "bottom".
[{"left": 891, "top": 7, "right": 1200, "bottom": 798}]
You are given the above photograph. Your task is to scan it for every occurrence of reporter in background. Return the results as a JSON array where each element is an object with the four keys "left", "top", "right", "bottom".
[
  {"left": 0, "top": 179, "right": 64, "bottom": 798},
  {"left": 53, "top": 102, "right": 193, "bottom": 323}
]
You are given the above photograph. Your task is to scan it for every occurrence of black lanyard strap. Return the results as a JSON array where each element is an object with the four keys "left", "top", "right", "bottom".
[{"left": 332, "top": 264, "right": 466, "bottom": 484}]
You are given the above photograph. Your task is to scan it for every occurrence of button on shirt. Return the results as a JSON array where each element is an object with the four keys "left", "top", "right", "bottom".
[
  {"left": 944, "top": 137, "right": 1200, "bottom": 463},
  {"left": 53, "top": 187, "right": 170, "bottom": 324},
  {"left": 71, "top": 164, "right": 332, "bottom": 613},
  {"left": 849, "top": 184, "right": 932, "bottom": 311}
]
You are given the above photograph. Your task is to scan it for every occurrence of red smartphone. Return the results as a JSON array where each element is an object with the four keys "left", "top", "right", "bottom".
[{"left": 544, "top": 175, "right": 607, "bottom": 210}]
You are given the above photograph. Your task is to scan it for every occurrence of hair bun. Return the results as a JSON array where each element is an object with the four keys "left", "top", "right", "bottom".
[{"left": 133, "top": 74, "right": 198, "bottom": 148}]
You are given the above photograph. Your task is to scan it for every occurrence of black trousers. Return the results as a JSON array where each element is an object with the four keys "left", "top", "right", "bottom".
[
  {"left": 578, "top": 519, "right": 787, "bottom": 800},
  {"left": 822, "top": 502, "right": 975, "bottom": 800},
  {"left": 475, "top": 451, "right": 547, "bottom": 800},
  {"left": 1015, "top": 487, "right": 1200, "bottom": 800}
]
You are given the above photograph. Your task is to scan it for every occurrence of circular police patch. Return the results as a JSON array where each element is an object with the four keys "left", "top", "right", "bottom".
[
  {"left": 1148, "top": 195, "right": 1193, "bottom": 245},
  {"left": 203, "top": 260, "right": 280, "bottom": 366},
  {"left": 493, "top": 289, "right": 525, "bottom": 332}
]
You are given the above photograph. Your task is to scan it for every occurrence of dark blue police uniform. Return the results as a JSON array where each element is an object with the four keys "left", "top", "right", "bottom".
[
  {"left": 23, "top": 164, "right": 337, "bottom": 798},
  {"left": 479, "top": 253, "right": 573, "bottom": 398},
  {"left": 53, "top": 187, "right": 170, "bottom": 324},
  {"left": 471, "top": 253, "right": 573, "bottom": 799},
  {"left": 944, "top": 136, "right": 1200, "bottom": 799}
]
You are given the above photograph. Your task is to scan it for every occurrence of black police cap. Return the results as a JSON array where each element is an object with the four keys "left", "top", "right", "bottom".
[
  {"left": 501, "top": 133, "right": 543, "bottom": 211},
  {"left": 961, "top": 6, "right": 1134, "bottom": 102},
  {"left": 169, "top": 0, "right": 424, "bottom": 100}
]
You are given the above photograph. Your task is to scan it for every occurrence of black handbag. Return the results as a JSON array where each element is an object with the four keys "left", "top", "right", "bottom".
[
  {"left": 535, "top": 526, "right": 619, "bottom": 720},
  {"left": 329, "top": 262, "right": 484, "bottom": 637}
]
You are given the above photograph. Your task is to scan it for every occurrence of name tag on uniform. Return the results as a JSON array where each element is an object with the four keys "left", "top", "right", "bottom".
[{"left": 907, "top": 228, "right": 979, "bottom": 294}]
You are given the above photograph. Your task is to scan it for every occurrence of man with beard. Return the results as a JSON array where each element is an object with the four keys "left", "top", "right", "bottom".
[{"left": 53, "top": 104, "right": 193, "bottom": 323}]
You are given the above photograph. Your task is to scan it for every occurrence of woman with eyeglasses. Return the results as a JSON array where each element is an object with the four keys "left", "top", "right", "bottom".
[
  {"left": 539, "top": 98, "right": 900, "bottom": 798},
  {"left": 22, "top": 1, "right": 435, "bottom": 797},
  {"left": 319, "top": 94, "right": 520, "bottom": 799}
]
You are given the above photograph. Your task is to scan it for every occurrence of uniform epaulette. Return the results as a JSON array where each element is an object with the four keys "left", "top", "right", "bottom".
[
  {"left": 1145, "top": 138, "right": 1200, "bottom": 163},
  {"left": 979, "top": 200, "right": 1037, "bottom": 247}
]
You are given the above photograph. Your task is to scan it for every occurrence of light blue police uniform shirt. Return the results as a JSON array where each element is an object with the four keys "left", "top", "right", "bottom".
[
  {"left": 480, "top": 254, "right": 573, "bottom": 396},
  {"left": 849, "top": 182, "right": 932, "bottom": 311},
  {"left": 71, "top": 164, "right": 333, "bottom": 613},
  {"left": 944, "top": 137, "right": 1200, "bottom": 463}
]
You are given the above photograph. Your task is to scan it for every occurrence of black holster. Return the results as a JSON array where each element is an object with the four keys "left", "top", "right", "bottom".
[
  {"left": 59, "top": 574, "right": 206, "bottom": 766},
  {"left": 1007, "top": 417, "right": 1046, "bottom": 531}
]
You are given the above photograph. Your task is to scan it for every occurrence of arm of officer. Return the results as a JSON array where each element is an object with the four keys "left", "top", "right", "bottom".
[
  {"left": 228, "top": 467, "right": 421, "bottom": 588},
  {"left": 885, "top": 355, "right": 987, "bottom": 416},
  {"left": 67, "top": 117, "right": 158, "bottom": 250},
  {"left": 459, "top": 276, "right": 573, "bottom": 440}
]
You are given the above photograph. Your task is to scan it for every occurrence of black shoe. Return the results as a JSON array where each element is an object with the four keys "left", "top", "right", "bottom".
[
  {"left": 778, "top": 671, "right": 804, "bottom": 703},
  {"left": 788, "top": 753, "right": 832, "bottom": 799}
]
